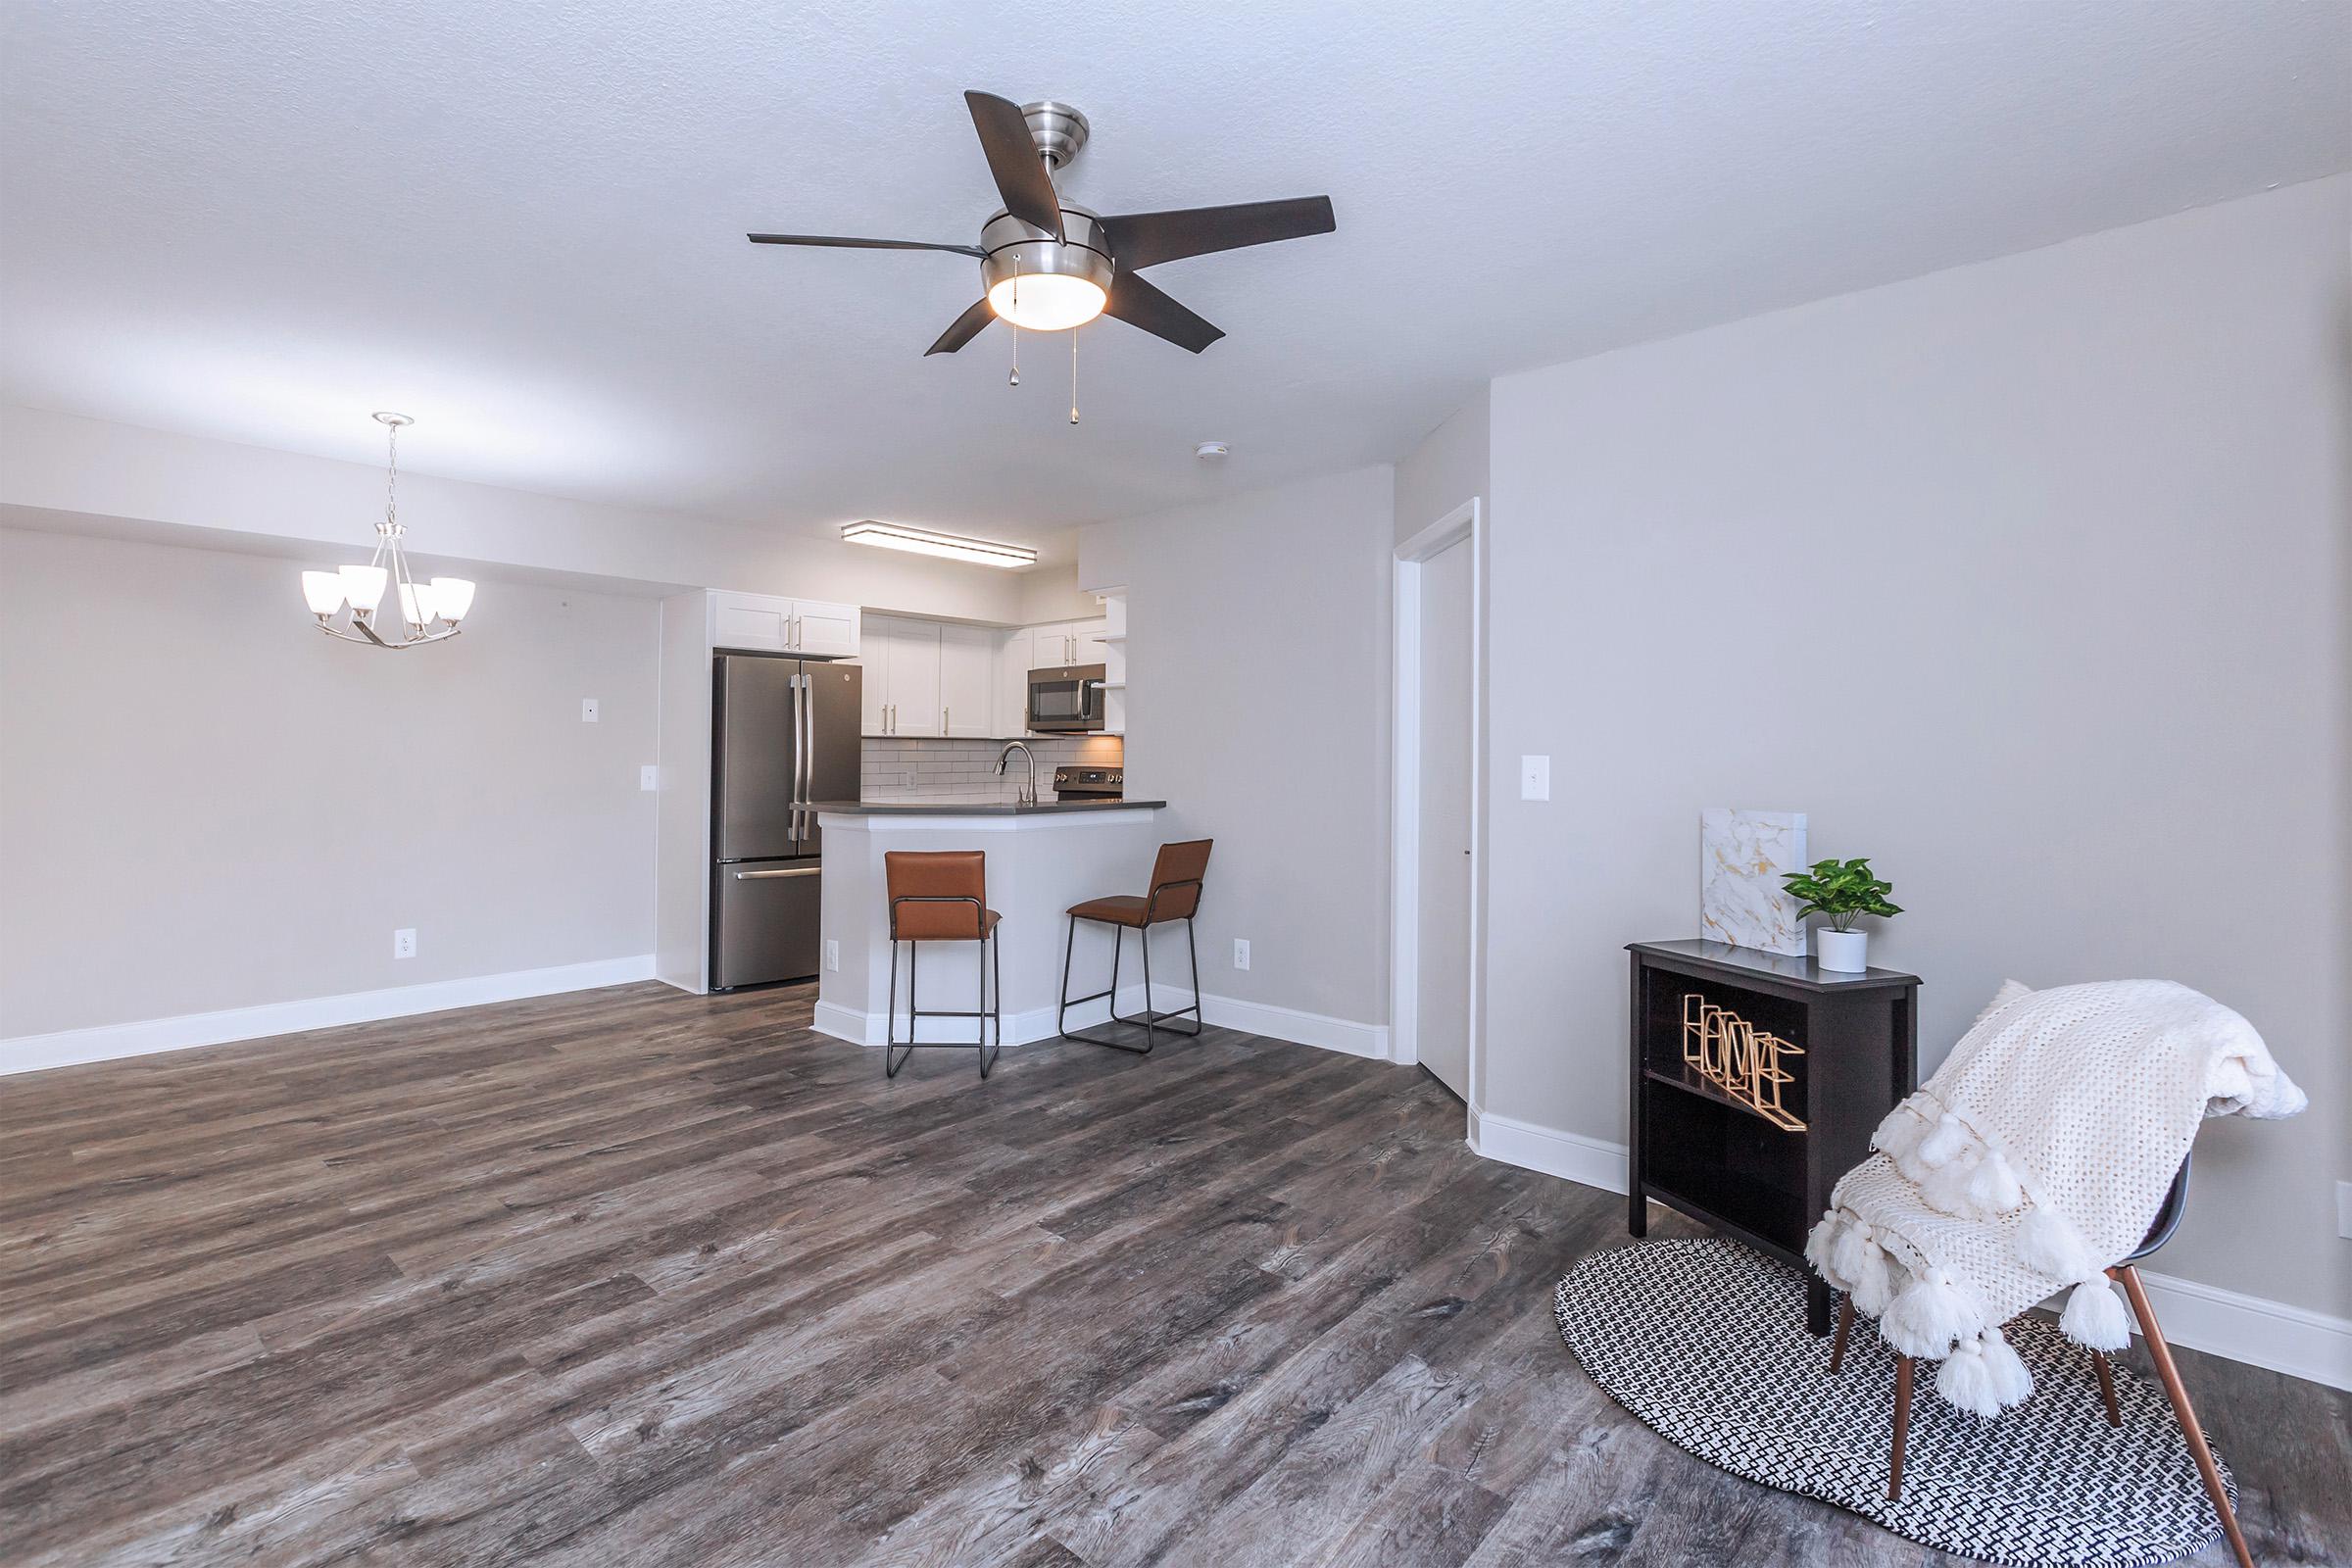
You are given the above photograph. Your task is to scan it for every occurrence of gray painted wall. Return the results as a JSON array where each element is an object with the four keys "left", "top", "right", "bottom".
[
  {"left": 1083, "top": 466, "right": 1396, "bottom": 1027},
  {"left": 1484, "top": 176, "right": 2348, "bottom": 1317},
  {"left": 1, "top": 528, "right": 660, "bottom": 1037},
  {"left": 0, "top": 405, "right": 1040, "bottom": 624},
  {"left": 1395, "top": 386, "right": 1490, "bottom": 546}
]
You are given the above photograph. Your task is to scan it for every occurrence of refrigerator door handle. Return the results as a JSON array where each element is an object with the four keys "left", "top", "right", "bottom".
[
  {"left": 798, "top": 669, "right": 814, "bottom": 820},
  {"left": 788, "top": 672, "right": 807, "bottom": 841},
  {"left": 735, "top": 866, "right": 821, "bottom": 880}
]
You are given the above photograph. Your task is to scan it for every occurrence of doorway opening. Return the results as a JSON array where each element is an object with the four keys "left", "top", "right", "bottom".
[{"left": 1391, "top": 498, "right": 1483, "bottom": 1128}]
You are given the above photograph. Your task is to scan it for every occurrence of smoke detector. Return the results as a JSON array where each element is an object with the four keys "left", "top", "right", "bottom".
[{"left": 1195, "top": 441, "right": 1230, "bottom": 461}]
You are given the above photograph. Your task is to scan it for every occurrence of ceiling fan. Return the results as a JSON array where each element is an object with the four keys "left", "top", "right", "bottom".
[{"left": 748, "top": 92, "right": 1335, "bottom": 357}]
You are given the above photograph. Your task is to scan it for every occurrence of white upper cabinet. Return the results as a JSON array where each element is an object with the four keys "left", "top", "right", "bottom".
[
  {"left": 709, "top": 590, "right": 860, "bottom": 658},
  {"left": 938, "top": 624, "right": 997, "bottom": 738},
  {"left": 998, "top": 627, "right": 1034, "bottom": 735},
  {"left": 1028, "top": 617, "right": 1108, "bottom": 668},
  {"left": 848, "top": 612, "right": 1113, "bottom": 738},
  {"left": 792, "top": 599, "right": 859, "bottom": 658},
  {"left": 863, "top": 614, "right": 942, "bottom": 736}
]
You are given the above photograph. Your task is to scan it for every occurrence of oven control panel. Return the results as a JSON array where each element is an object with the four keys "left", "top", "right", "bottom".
[{"left": 1052, "top": 766, "right": 1124, "bottom": 800}]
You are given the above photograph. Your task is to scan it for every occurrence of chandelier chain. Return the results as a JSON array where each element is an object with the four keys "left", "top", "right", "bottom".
[{"left": 384, "top": 418, "right": 400, "bottom": 534}]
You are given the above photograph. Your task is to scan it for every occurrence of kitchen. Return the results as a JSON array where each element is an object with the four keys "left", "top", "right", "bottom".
[{"left": 652, "top": 572, "right": 1179, "bottom": 1054}]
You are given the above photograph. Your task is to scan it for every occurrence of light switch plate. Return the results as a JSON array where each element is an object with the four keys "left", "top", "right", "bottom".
[
  {"left": 1520, "top": 755, "right": 1550, "bottom": 801},
  {"left": 640, "top": 764, "right": 659, "bottom": 792},
  {"left": 581, "top": 698, "right": 600, "bottom": 723}
]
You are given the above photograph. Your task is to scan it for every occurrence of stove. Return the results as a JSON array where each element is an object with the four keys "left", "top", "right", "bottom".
[{"left": 1052, "top": 765, "right": 1124, "bottom": 802}]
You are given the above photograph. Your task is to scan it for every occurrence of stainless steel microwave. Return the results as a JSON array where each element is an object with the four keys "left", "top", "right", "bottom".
[{"left": 1027, "top": 663, "right": 1106, "bottom": 732}]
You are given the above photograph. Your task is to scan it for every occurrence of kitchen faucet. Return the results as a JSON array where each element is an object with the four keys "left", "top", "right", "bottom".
[{"left": 995, "top": 741, "right": 1039, "bottom": 806}]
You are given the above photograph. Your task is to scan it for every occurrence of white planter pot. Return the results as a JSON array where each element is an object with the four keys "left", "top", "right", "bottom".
[{"left": 1815, "top": 928, "right": 1869, "bottom": 972}]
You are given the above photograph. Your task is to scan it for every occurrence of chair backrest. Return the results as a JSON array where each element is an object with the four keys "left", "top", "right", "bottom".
[
  {"left": 2125, "top": 1152, "right": 2191, "bottom": 1262},
  {"left": 886, "top": 850, "right": 987, "bottom": 940},
  {"left": 1146, "top": 839, "right": 1212, "bottom": 922}
]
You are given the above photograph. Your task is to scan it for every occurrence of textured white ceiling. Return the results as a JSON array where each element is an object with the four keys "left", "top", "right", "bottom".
[{"left": 3, "top": 0, "right": 2345, "bottom": 548}]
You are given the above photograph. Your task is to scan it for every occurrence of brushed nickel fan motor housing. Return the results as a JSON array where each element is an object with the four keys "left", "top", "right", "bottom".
[
  {"left": 978, "top": 205, "right": 1114, "bottom": 303},
  {"left": 1021, "top": 100, "right": 1090, "bottom": 169}
]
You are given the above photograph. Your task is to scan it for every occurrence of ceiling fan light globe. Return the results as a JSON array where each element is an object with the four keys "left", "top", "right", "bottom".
[{"left": 988, "top": 272, "right": 1106, "bottom": 332}]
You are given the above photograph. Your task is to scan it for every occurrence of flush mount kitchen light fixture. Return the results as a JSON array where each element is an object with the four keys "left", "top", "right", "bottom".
[
  {"left": 841, "top": 520, "right": 1037, "bottom": 569},
  {"left": 298, "top": 413, "right": 475, "bottom": 649}
]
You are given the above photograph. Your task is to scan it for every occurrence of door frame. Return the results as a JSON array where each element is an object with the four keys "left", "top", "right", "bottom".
[{"left": 1390, "top": 497, "right": 1484, "bottom": 1123}]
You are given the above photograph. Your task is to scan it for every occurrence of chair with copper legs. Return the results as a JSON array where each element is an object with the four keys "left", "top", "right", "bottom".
[
  {"left": 1056, "top": 838, "right": 1211, "bottom": 1054},
  {"left": 1828, "top": 1158, "right": 2251, "bottom": 1568},
  {"left": 883, "top": 850, "right": 1002, "bottom": 1080}
]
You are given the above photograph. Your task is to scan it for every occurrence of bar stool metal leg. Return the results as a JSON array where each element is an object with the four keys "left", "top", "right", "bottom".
[
  {"left": 885, "top": 924, "right": 1002, "bottom": 1081},
  {"left": 885, "top": 936, "right": 912, "bottom": 1079},
  {"left": 1057, "top": 913, "right": 1205, "bottom": 1054}
]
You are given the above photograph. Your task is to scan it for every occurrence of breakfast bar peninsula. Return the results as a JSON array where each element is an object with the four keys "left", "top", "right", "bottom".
[{"left": 808, "top": 798, "right": 1171, "bottom": 1049}]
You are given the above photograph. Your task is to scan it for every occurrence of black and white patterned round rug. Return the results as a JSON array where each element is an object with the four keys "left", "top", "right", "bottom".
[{"left": 1553, "top": 1240, "right": 2235, "bottom": 1567}]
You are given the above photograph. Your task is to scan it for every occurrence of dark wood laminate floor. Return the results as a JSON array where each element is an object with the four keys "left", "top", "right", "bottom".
[{"left": 3, "top": 983, "right": 2344, "bottom": 1567}]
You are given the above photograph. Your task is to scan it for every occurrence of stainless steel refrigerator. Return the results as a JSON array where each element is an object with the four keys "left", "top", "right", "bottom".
[{"left": 710, "top": 653, "right": 862, "bottom": 989}]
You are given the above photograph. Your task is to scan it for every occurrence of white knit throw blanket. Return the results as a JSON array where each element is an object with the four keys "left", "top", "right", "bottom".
[{"left": 1806, "top": 979, "right": 2305, "bottom": 1418}]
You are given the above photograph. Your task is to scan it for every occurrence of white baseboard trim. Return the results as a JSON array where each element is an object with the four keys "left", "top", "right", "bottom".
[
  {"left": 0, "top": 956, "right": 658, "bottom": 1077},
  {"left": 811, "top": 999, "right": 1064, "bottom": 1048},
  {"left": 813, "top": 986, "right": 1391, "bottom": 1061},
  {"left": 2132, "top": 1267, "right": 2351, "bottom": 1393},
  {"left": 1189, "top": 991, "right": 1392, "bottom": 1060},
  {"left": 1462, "top": 1106, "right": 2348, "bottom": 1392},
  {"left": 1467, "top": 1105, "right": 1630, "bottom": 1195}
]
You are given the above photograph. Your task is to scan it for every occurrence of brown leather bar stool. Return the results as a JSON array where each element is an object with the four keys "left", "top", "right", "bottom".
[
  {"left": 1056, "top": 839, "right": 1211, "bottom": 1054},
  {"left": 884, "top": 850, "right": 1001, "bottom": 1080}
]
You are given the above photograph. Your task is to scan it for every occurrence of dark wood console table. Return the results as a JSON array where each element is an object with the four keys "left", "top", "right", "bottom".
[{"left": 1627, "top": 939, "right": 1920, "bottom": 1335}]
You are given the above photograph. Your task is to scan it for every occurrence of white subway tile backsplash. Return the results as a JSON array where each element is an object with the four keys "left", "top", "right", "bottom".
[{"left": 858, "top": 735, "right": 1124, "bottom": 803}]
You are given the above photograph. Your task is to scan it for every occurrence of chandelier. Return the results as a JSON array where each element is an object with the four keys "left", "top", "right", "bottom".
[{"left": 298, "top": 413, "right": 475, "bottom": 648}]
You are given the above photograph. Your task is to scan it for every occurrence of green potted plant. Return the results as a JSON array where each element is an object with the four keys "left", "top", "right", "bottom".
[{"left": 1782, "top": 857, "right": 1902, "bottom": 972}]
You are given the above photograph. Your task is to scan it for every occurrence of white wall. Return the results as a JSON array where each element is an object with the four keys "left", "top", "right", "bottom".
[
  {"left": 1016, "top": 565, "right": 1104, "bottom": 624},
  {"left": 1484, "top": 175, "right": 2349, "bottom": 1319},
  {"left": 0, "top": 528, "right": 660, "bottom": 1039},
  {"left": 1395, "top": 386, "right": 1490, "bottom": 546},
  {"left": 1082, "top": 466, "right": 1395, "bottom": 1031},
  {"left": 0, "top": 405, "right": 1031, "bottom": 623}
]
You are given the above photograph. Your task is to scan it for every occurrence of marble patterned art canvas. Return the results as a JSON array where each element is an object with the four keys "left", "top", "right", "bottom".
[{"left": 1700, "top": 808, "right": 1809, "bottom": 956}]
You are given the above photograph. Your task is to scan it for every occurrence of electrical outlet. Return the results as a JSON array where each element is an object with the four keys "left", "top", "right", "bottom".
[
  {"left": 1233, "top": 938, "right": 1250, "bottom": 971},
  {"left": 581, "top": 698, "right": 600, "bottom": 723},
  {"left": 825, "top": 939, "right": 841, "bottom": 973},
  {"left": 392, "top": 928, "right": 416, "bottom": 959},
  {"left": 1519, "top": 755, "right": 1550, "bottom": 801},
  {"left": 2338, "top": 1181, "right": 2351, "bottom": 1241},
  {"left": 640, "top": 764, "right": 659, "bottom": 792}
]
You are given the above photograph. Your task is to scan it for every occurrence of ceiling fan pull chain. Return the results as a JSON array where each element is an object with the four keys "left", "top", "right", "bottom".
[
  {"left": 1009, "top": 259, "right": 1021, "bottom": 386},
  {"left": 1069, "top": 325, "right": 1079, "bottom": 425}
]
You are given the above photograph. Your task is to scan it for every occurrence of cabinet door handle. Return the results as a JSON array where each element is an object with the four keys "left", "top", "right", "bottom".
[{"left": 942, "top": 707, "right": 949, "bottom": 733}]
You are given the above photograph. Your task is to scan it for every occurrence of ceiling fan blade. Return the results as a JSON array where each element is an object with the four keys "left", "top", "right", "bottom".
[
  {"left": 1102, "top": 272, "right": 1224, "bottom": 354},
  {"left": 748, "top": 233, "right": 984, "bottom": 257},
  {"left": 924, "top": 299, "right": 997, "bottom": 356},
  {"left": 964, "top": 91, "right": 1064, "bottom": 241},
  {"left": 1099, "top": 196, "right": 1335, "bottom": 271}
]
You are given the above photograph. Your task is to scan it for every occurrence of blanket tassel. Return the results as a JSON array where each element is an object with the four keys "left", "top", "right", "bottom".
[{"left": 2060, "top": 1275, "right": 2132, "bottom": 1352}]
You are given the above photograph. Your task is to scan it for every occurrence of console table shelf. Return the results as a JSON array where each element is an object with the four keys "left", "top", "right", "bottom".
[{"left": 1627, "top": 939, "right": 1920, "bottom": 1335}]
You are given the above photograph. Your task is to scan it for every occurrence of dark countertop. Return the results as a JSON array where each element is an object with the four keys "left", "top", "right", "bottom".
[{"left": 808, "top": 798, "right": 1167, "bottom": 816}]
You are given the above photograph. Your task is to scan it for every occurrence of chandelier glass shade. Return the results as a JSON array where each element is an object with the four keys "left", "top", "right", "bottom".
[{"left": 302, "top": 413, "right": 473, "bottom": 649}]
